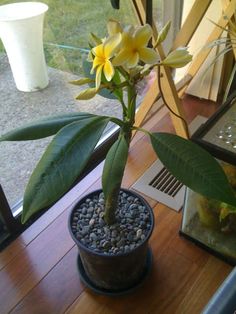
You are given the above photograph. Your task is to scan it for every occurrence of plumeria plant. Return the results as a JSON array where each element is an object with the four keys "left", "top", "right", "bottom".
[{"left": 1, "top": 20, "right": 236, "bottom": 224}]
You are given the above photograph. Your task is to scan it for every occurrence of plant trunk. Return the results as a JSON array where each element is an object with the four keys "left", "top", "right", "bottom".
[
  {"left": 103, "top": 131, "right": 132, "bottom": 225},
  {"left": 104, "top": 192, "right": 119, "bottom": 225},
  {"left": 103, "top": 85, "right": 136, "bottom": 225}
]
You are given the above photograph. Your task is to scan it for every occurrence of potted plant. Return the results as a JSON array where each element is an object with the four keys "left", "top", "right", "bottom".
[{"left": 1, "top": 20, "right": 236, "bottom": 293}]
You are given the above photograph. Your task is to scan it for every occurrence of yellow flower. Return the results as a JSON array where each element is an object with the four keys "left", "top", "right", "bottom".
[
  {"left": 107, "top": 19, "right": 122, "bottom": 36},
  {"left": 91, "top": 33, "right": 121, "bottom": 89},
  {"left": 113, "top": 24, "right": 158, "bottom": 68}
]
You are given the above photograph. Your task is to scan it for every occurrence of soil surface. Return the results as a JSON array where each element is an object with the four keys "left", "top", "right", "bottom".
[{"left": 70, "top": 190, "right": 153, "bottom": 255}]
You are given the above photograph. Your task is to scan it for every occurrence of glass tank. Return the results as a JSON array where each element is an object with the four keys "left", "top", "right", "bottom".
[
  {"left": 181, "top": 163, "right": 236, "bottom": 265},
  {"left": 181, "top": 95, "right": 236, "bottom": 265}
]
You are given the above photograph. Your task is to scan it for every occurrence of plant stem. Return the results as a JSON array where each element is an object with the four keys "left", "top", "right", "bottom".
[
  {"left": 104, "top": 194, "right": 118, "bottom": 225},
  {"left": 157, "top": 66, "right": 190, "bottom": 139},
  {"left": 103, "top": 85, "right": 136, "bottom": 225},
  {"left": 127, "top": 85, "right": 136, "bottom": 122},
  {"left": 132, "top": 126, "right": 151, "bottom": 136},
  {"left": 103, "top": 131, "right": 131, "bottom": 225},
  {"left": 110, "top": 117, "right": 125, "bottom": 127}
]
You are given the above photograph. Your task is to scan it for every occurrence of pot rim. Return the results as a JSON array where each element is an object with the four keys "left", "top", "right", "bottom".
[
  {"left": 68, "top": 188, "right": 154, "bottom": 258},
  {"left": 0, "top": 2, "right": 48, "bottom": 22}
]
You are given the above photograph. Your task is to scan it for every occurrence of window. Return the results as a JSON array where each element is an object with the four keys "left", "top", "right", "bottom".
[{"left": 0, "top": 1, "right": 174, "bottom": 226}]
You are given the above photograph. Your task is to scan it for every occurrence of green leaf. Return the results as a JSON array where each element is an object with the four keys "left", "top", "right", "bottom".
[
  {"left": 161, "top": 48, "right": 192, "bottom": 68},
  {"left": 208, "top": 18, "right": 234, "bottom": 37},
  {"left": 22, "top": 116, "right": 110, "bottom": 223},
  {"left": 0, "top": 113, "right": 94, "bottom": 141},
  {"left": 102, "top": 133, "right": 128, "bottom": 204},
  {"left": 89, "top": 32, "right": 102, "bottom": 46},
  {"left": 76, "top": 87, "right": 98, "bottom": 100},
  {"left": 150, "top": 132, "right": 236, "bottom": 207},
  {"left": 205, "top": 37, "right": 231, "bottom": 50},
  {"left": 112, "top": 69, "right": 123, "bottom": 103},
  {"left": 69, "top": 78, "right": 94, "bottom": 86},
  {"left": 154, "top": 21, "right": 171, "bottom": 47}
]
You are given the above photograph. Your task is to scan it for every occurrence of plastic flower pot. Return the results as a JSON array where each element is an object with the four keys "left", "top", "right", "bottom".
[
  {"left": 0, "top": 2, "right": 49, "bottom": 92},
  {"left": 68, "top": 188, "right": 154, "bottom": 295}
]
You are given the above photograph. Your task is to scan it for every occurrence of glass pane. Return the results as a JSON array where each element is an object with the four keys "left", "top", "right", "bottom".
[{"left": 0, "top": 0, "right": 163, "bottom": 210}]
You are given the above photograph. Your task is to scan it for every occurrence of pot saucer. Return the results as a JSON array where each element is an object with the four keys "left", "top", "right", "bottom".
[{"left": 77, "top": 247, "right": 153, "bottom": 296}]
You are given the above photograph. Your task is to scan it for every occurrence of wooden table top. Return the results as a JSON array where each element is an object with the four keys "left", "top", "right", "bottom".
[{"left": 0, "top": 96, "right": 232, "bottom": 314}]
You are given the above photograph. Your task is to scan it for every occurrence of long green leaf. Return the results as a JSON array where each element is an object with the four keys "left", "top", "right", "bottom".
[
  {"left": 150, "top": 132, "right": 236, "bottom": 207},
  {"left": 102, "top": 133, "right": 128, "bottom": 203},
  {"left": 0, "top": 112, "right": 95, "bottom": 141},
  {"left": 22, "top": 116, "right": 110, "bottom": 223}
]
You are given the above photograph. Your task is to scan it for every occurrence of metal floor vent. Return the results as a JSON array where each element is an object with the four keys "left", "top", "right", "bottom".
[
  {"left": 132, "top": 160, "right": 185, "bottom": 211},
  {"left": 149, "top": 167, "right": 183, "bottom": 198},
  {"left": 132, "top": 115, "right": 208, "bottom": 212}
]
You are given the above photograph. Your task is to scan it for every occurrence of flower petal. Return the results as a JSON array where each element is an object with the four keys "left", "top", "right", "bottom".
[
  {"left": 107, "top": 19, "right": 122, "bottom": 36},
  {"left": 124, "top": 25, "right": 135, "bottom": 36},
  {"left": 127, "top": 51, "right": 139, "bottom": 68},
  {"left": 95, "top": 64, "right": 103, "bottom": 89},
  {"left": 112, "top": 49, "right": 131, "bottom": 66},
  {"left": 104, "top": 33, "right": 122, "bottom": 58},
  {"left": 121, "top": 31, "right": 133, "bottom": 47},
  {"left": 92, "top": 56, "right": 104, "bottom": 72},
  {"left": 104, "top": 60, "right": 114, "bottom": 81},
  {"left": 135, "top": 24, "right": 152, "bottom": 47},
  {"left": 92, "top": 44, "right": 104, "bottom": 58},
  {"left": 139, "top": 47, "right": 158, "bottom": 64}
]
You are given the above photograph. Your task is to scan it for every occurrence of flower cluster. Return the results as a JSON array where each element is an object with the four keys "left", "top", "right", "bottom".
[{"left": 75, "top": 19, "right": 192, "bottom": 101}]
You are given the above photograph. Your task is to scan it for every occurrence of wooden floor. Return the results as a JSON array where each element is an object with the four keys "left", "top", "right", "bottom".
[{"left": 0, "top": 95, "right": 233, "bottom": 314}]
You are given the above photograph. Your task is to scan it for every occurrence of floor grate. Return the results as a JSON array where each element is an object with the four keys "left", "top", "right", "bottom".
[
  {"left": 149, "top": 167, "right": 184, "bottom": 197},
  {"left": 132, "top": 115, "right": 207, "bottom": 211},
  {"left": 132, "top": 160, "right": 185, "bottom": 211}
]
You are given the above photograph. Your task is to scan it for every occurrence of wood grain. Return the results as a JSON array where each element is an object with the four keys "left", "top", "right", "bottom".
[
  {"left": 0, "top": 238, "right": 26, "bottom": 271},
  {"left": 175, "top": 257, "right": 232, "bottom": 314},
  {"left": 0, "top": 210, "right": 74, "bottom": 314},
  {"left": 64, "top": 204, "right": 213, "bottom": 314},
  {"left": 0, "top": 96, "right": 232, "bottom": 314},
  {"left": 10, "top": 246, "right": 83, "bottom": 314},
  {"left": 187, "top": 0, "right": 236, "bottom": 78},
  {"left": 172, "top": 0, "right": 212, "bottom": 50}
]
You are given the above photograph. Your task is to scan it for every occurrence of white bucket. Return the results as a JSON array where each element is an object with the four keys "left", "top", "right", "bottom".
[{"left": 0, "top": 2, "right": 49, "bottom": 92}]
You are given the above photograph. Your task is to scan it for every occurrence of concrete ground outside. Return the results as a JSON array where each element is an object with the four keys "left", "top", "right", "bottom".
[{"left": 0, "top": 54, "right": 122, "bottom": 209}]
